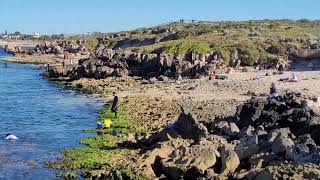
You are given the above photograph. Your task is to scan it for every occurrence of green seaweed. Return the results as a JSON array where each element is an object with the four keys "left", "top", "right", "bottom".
[{"left": 49, "top": 102, "right": 145, "bottom": 179}]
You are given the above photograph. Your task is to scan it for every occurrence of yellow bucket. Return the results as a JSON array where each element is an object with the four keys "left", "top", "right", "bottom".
[{"left": 103, "top": 119, "right": 112, "bottom": 128}]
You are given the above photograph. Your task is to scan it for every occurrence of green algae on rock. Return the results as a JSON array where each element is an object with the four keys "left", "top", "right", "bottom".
[{"left": 48, "top": 103, "right": 146, "bottom": 179}]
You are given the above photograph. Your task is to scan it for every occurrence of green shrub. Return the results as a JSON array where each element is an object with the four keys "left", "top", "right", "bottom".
[
  {"left": 162, "top": 39, "right": 211, "bottom": 55},
  {"left": 210, "top": 46, "right": 233, "bottom": 63},
  {"left": 197, "top": 24, "right": 221, "bottom": 34},
  {"left": 236, "top": 43, "right": 269, "bottom": 66},
  {"left": 84, "top": 37, "right": 99, "bottom": 51}
]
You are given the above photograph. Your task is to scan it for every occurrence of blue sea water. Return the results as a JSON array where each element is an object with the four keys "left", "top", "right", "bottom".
[{"left": 0, "top": 49, "right": 104, "bottom": 179}]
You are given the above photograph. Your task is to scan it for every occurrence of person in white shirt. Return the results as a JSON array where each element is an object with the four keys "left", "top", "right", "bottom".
[{"left": 289, "top": 73, "right": 298, "bottom": 82}]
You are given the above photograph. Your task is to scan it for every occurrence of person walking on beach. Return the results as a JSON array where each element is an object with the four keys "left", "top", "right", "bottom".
[{"left": 111, "top": 92, "right": 119, "bottom": 118}]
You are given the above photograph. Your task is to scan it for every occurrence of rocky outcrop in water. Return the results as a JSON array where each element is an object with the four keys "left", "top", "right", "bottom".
[
  {"left": 4, "top": 45, "right": 34, "bottom": 55},
  {"left": 4, "top": 40, "right": 89, "bottom": 56}
]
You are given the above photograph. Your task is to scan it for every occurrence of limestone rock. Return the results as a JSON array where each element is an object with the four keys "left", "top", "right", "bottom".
[{"left": 221, "top": 146, "right": 240, "bottom": 175}]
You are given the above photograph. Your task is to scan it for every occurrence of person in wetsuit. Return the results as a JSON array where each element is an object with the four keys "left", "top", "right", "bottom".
[{"left": 111, "top": 92, "right": 119, "bottom": 118}]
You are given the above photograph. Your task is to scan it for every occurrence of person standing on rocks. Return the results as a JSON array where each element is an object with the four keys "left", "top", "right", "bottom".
[{"left": 111, "top": 92, "right": 119, "bottom": 118}]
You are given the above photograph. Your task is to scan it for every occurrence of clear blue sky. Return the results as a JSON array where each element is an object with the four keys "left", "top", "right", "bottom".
[{"left": 1, "top": 0, "right": 319, "bottom": 34}]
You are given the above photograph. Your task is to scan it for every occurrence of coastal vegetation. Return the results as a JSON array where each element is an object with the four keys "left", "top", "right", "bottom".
[{"left": 48, "top": 102, "right": 147, "bottom": 179}]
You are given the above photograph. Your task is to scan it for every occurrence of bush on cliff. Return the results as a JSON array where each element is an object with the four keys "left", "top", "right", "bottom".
[
  {"left": 85, "top": 37, "right": 99, "bottom": 51},
  {"left": 236, "top": 43, "right": 269, "bottom": 66},
  {"left": 162, "top": 39, "right": 211, "bottom": 55}
]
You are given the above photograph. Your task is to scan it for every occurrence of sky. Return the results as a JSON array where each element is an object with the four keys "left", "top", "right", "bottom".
[{"left": 0, "top": 0, "right": 319, "bottom": 35}]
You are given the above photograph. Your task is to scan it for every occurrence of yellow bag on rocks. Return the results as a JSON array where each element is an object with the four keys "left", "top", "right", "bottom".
[{"left": 104, "top": 119, "right": 112, "bottom": 128}]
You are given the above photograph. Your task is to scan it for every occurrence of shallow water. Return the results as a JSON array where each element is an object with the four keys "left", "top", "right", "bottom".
[{"left": 0, "top": 50, "right": 105, "bottom": 179}]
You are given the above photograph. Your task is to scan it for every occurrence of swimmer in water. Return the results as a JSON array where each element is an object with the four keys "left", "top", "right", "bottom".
[{"left": 5, "top": 134, "right": 18, "bottom": 140}]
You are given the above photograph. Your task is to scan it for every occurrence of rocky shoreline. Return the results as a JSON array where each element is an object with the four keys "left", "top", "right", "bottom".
[
  {"left": 44, "top": 67, "right": 320, "bottom": 179},
  {"left": 3, "top": 51, "right": 320, "bottom": 179},
  {"left": 2, "top": 20, "right": 320, "bottom": 179}
]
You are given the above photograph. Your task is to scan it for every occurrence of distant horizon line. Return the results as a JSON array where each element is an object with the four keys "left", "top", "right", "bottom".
[{"left": 1, "top": 18, "right": 319, "bottom": 36}]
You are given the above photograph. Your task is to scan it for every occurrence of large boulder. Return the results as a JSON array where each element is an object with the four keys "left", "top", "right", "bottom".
[
  {"left": 160, "top": 144, "right": 217, "bottom": 179},
  {"left": 221, "top": 146, "right": 240, "bottom": 175},
  {"left": 141, "top": 54, "right": 159, "bottom": 72},
  {"left": 173, "top": 107, "right": 208, "bottom": 140},
  {"left": 271, "top": 133, "right": 294, "bottom": 154},
  {"left": 235, "top": 135, "right": 260, "bottom": 160},
  {"left": 236, "top": 98, "right": 267, "bottom": 128}
]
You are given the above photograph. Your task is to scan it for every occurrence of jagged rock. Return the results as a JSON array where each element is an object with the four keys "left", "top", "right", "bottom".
[
  {"left": 271, "top": 133, "right": 294, "bottom": 154},
  {"left": 160, "top": 144, "right": 217, "bottom": 178},
  {"left": 295, "top": 134, "right": 317, "bottom": 151},
  {"left": 113, "top": 68, "right": 128, "bottom": 77},
  {"left": 239, "top": 126, "right": 255, "bottom": 138},
  {"left": 248, "top": 153, "right": 280, "bottom": 169},
  {"left": 295, "top": 152, "right": 320, "bottom": 165},
  {"left": 285, "top": 144, "right": 310, "bottom": 161},
  {"left": 236, "top": 98, "right": 267, "bottom": 128},
  {"left": 210, "top": 121, "right": 239, "bottom": 137},
  {"left": 94, "top": 66, "right": 114, "bottom": 79},
  {"left": 235, "top": 135, "right": 259, "bottom": 160},
  {"left": 267, "top": 128, "right": 294, "bottom": 143},
  {"left": 141, "top": 53, "right": 159, "bottom": 71},
  {"left": 221, "top": 146, "right": 240, "bottom": 175},
  {"left": 256, "top": 125, "right": 268, "bottom": 136},
  {"left": 159, "top": 53, "right": 173, "bottom": 67},
  {"left": 206, "top": 134, "right": 228, "bottom": 145},
  {"left": 174, "top": 107, "right": 208, "bottom": 140},
  {"left": 226, "top": 123, "right": 240, "bottom": 136},
  {"left": 48, "top": 65, "right": 71, "bottom": 78}
]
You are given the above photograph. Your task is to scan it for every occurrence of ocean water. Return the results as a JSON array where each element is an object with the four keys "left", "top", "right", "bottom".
[{"left": 0, "top": 49, "right": 105, "bottom": 179}]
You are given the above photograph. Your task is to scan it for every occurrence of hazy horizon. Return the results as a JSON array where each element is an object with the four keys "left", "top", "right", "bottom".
[{"left": 1, "top": 0, "right": 320, "bottom": 35}]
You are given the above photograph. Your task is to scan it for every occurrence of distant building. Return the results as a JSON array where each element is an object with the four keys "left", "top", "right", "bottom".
[{"left": 33, "top": 33, "right": 40, "bottom": 38}]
